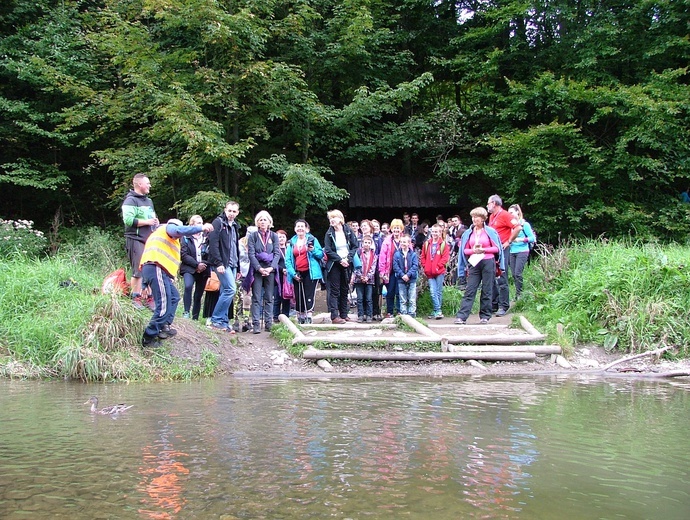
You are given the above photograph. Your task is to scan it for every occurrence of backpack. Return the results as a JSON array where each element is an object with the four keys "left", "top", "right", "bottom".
[{"left": 101, "top": 268, "right": 130, "bottom": 295}]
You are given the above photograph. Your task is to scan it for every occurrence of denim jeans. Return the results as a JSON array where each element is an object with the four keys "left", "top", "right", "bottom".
[
  {"left": 142, "top": 263, "right": 180, "bottom": 338},
  {"left": 509, "top": 251, "right": 529, "bottom": 297},
  {"left": 397, "top": 279, "right": 417, "bottom": 316},
  {"left": 355, "top": 283, "right": 373, "bottom": 317},
  {"left": 457, "top": 258, "right": 494, "bottom": 321},
  {"left": 385, "top": 274, "right": 400, "bottom": 315},
  {"left": 211, "top": 266, "right": 237, "bottom": 327},
  {"left": 427, "top": 274, "right": 445, "bottom": 314}
]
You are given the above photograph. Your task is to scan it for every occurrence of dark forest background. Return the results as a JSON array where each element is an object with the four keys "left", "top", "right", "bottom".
[{"left": 1, "top": 0, "right": 689, "bottom": 242}]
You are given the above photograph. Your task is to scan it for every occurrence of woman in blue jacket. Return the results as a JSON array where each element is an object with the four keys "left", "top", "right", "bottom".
[
  {"left": 285, "top": 219, "right": 324, "bottom": 324},
  {"left": 508, "top": 204, "right": 536, "bottom": 300},
  {"left": 455, "top": 207, "right": 505, "bottom": 325}
]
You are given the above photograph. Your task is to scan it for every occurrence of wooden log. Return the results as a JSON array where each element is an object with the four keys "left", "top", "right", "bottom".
[
  {"left": 399, "top": 314, "right": 441, "bottom": 339},
  {"left": 447, "top": 344, "right": 561, "bottom": 354},
  {"left": 301, "top": 349, "right": 536, "bottom": 362},
  {"left": 444, "top": 334, "right": 546, "bottom": 345},
  {"left": 293, "top": 336, "right": 440, "bottom": 346},
  {"left": 519, "top": 316, "right": 543, "bottom": 336},
  {"left": 600, "top": 345, "right": 674, "bottom": 372},
  {"left": 279, "top": 314, "right": 304, "bottom": 339}
]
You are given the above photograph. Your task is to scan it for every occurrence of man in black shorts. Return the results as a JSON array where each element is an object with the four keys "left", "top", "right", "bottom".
[{"left": 122, "top": 173, "right": 158, "bottom": 308}]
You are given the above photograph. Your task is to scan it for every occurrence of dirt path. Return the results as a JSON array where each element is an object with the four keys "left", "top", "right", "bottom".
[{"left": 165, "top": 289, "right": 690, "bottom": 378}]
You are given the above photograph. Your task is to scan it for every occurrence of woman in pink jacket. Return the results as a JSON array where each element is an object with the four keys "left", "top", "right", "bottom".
[{"left": 378, "top": 218, "right": 404, "bottom": 317}]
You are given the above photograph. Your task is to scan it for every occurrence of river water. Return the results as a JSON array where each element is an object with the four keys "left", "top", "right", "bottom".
[{"left": 1, "top": 375, "right": 688, "bottom": 519}]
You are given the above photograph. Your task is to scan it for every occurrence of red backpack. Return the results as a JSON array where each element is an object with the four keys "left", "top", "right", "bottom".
[{"left": 101, "top": 268, "right": 130, "bottom": 295}]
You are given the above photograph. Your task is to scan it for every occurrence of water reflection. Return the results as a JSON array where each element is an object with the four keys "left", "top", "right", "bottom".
[{"left": 0, "top": 377, "right": 688, "bottom": 519}]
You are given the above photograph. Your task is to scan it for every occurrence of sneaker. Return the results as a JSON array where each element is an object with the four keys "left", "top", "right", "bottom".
[
  {"left": 182, "top": 311, "right": 190, "bottom": 319},
  {"left": 385, "top": 313, "right": 393, "bottom": 319},
  {"left": 305, "top": 316, "right": 313, "bottom": 324},
  {"left": 252, "top": 324, "right": 261, "bottom": 334},
  {"left": 207, "top": 322, "right": 229, "bottom": 332},
  {"left": 375, "top": 315, "right": 382, "bottom": 321},
  {"left": 496, "top": 309, "right": 508, "bottom": 317},
  {"left": 427, "top": 314, "right": 436, "bottom": 320},
  {"left": 479, "top": 318, "right": 489, "bottom": 324},
  {"left": 454, "top": 318, "right": 466, "bottom": 325},
  {"left": 436, "top": 312, "right": 444, "bottom": 320},
  {"left": 357, "top": 316, "right": 364, "bottom": 323},
  {"left": 365, "top": 316, "right": 373, "bottom": 323},
  {"left": 132, "top": 296, "right": 146, "bottom": 310},
  {"left": 332, "top": 317, "right": 346, "bottom": 324}
]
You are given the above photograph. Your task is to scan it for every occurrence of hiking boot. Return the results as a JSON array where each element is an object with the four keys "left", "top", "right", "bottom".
[
  {"left": 332, "top": 317, "right": 346, "bottom": 324},
  {"left": 142, "top": 335, "right": 162, "bottom": 348},
  {"left": 253, "top": 324, "right": 261, "bottom": 334},
  {"left": 162, "top": 324, "right": 177, "bottom": 336},
  {"left": 496, "top": 308, "right": 508, "bottom": 317},
  {"left": 305, "top": 316, "right": 313, "bottom": 324}
]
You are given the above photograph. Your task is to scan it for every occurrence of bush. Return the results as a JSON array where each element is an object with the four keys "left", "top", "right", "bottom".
[
  {"left": 0, "top": 219, "right": 47, "bottom": 259},
  {"left": 56, "top": 226, "right": 126, "bottom": 272}
]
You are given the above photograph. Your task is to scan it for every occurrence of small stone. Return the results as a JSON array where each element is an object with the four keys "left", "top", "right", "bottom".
[
  {"left": 555, "top": 355, "right": 573, "bottom": 368},
  {"left": 317, "top": 359, "right": 333, "bottom": 372}
]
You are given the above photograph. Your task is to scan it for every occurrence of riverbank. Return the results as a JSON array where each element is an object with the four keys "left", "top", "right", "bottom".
[{"left": 167, "top": 317, "right": 690, "bottom": 378}]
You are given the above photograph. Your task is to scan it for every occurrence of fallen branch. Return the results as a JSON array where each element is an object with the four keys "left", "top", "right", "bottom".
[{"left": 600, "top": 345, "right": 674, "bottom": 372}]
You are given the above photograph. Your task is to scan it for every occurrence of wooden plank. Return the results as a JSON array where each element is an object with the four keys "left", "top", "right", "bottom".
[{"left": 302, "top": 349, "right": 537, "bottom": 362}]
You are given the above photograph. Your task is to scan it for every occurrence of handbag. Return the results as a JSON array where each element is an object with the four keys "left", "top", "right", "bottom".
[
  {"left": 282, "top": 276, "right": 294, "bottom": 300},
  {"left": 205, "top": 271, "right": 220, "bottom": 292}
]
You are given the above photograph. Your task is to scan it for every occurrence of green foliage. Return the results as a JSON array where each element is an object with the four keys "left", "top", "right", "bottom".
[
  {"left": 416, "top": 285, "right": 464, "bottom": 318},
  {"left": 56, "top": 226, "right": 126, "bottom": 272},
  {"left": 523, "top": 239, "right": 690, "bottom": 355},
  {"left": 262, "top": 155, "right": 348, "bottom": 218}
]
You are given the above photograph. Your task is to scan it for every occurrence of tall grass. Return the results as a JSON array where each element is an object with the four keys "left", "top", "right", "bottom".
[
  {"left": 0, "top": 228, "right": 220, "bottom": 381},
  {"left": 520, "top": 240, "right": 690, "bottom": 355}
]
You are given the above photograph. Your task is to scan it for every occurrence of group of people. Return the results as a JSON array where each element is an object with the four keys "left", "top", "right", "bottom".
[{"left": 122, "top": 173, "right": 536, "bottom": 348}]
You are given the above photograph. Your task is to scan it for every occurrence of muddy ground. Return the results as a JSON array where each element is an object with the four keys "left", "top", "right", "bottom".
[{"left": 165, "top": 293, "right": 690, "bottom": 379}]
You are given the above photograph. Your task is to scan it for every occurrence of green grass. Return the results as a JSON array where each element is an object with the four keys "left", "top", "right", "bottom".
[{"left": 520, "top": 239, "right": 690, "bottom": 355}]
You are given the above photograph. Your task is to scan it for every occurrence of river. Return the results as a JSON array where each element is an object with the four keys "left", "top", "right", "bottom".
[{"left": 1, "top": 375, "right": 688, "bottom": 519}]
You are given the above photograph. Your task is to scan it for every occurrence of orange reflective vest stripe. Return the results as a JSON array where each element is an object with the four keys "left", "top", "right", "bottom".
[{"left": 140, "top": 226, "right": 181, "bottom": 277}]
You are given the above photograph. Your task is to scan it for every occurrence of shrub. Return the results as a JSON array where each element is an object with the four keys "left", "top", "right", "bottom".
[{"left": 0, "top": 219, "right": 47, "bottom": 259}]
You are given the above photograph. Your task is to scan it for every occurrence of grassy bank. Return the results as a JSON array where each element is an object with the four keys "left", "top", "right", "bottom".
[
  {"left": 0, "top": 227, "right": 220, "bottom": 381},
  {"left": 1, "top": 231, "right": 688, "bottom": 380},
  {"left": 517, "top": 240, "right": 690, "bottom": 356}
]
